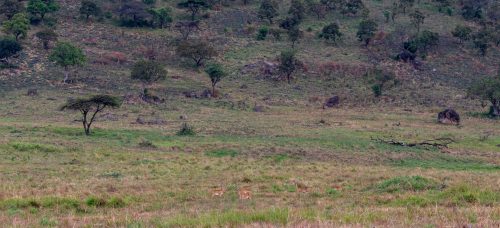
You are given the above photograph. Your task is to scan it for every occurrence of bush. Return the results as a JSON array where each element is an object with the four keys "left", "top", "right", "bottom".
[
  {"left": 177, "top": 123, "right": 196, "bottom": 136},
  {"left": 256, "top": 26, "right": 269, "bottom": 40},
  {"left": 0, "top": 37, "right": 22, "bottom": 61},
  {"left": 131, "top": 60, "right": 167, "bottom": 84}
]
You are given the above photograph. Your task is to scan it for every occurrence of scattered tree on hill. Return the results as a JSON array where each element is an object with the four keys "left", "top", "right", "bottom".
[
  {"left": 319, "top": 23, "right": 342, "bottom": 44},
  {"left": 80, "top": 0, "right": 101, "bottom": 21},
  {"left": 461, "top": 0, "right": 486, "bottom": 20},
  {"left": 150, "top": 7, "right": 173, "bottom": 28},
  {"left": 177, "top": 0, "right": 208, "bottom": 21},
  {"left": 451, "top": 25, "right": 472, "bottom": 44},
  {"left": 27, "top": 0, "right": 60, "bottom": 22},
  {"left": 258, "top": 0, "right": 278, "bottom": 24},
  {"left": 307, "top": 0, "right": 327, "bottom": 19},
  {"left": 176, "top": 40, "right": 216, "bottom": 67},
  {"left": 0, "top": 0, "right": 25, "bottom": 20},
  {"left": 404, "top": 30, "right": 439, "bottom": 56},
  {"left": 49, "top": 42, "right": 86, "bottom": 83},
  {"left": 468, "top": 74, "right": 500, "bottom": 117},
  {"left": 320, "top": 0, "right": 342, "bottom": 11},
  {"left": 366, "top": 69, "right": 396, "bottom": 97},
  {"left": 398, "top": 0, "right": 414, "bottom": 14},
  {"left": 390, "top": 2, "right": 398, "bottom": 22},
  {"left": 35, "top": 28, "right": 58, "bottom": 49},
  {"left": 287, "top": 27, "right": 302, "bottom": 48},
  {"left": 472, "top": 29, "right": 492, "bottom": 56},
  {"left": 0, "top": 38, "right": 22, "bottom": 65},
  {"left": 204, "top": 63, "right": 226, "bottom": 97},
  {"left": 131, "top": 60, "right": 167, "bottom": 91},
  {"left": 118, "top": 1, "right": 151, "bottom": 27},
  {"left": 288, "top": 0, "right": 306, "bottom": 22},
  {"left": 174, "top": 20, "right": 200, "bottom": 40},
  {"left": 409, "top": 10, "right": 425, "bottom": 34},
  {"left": 3, "top": 13, "right": 30, "bottom": 40},
  {"left": 60, "top": 95, "right": 122, "bottom": 135},
  {"left": 342, "top": 0, "right": 364, "bottom": 15},
  {"left": 356, "top": 19, "right": 377, "bottom": 47},
  {"left": 278, "top": 50, "right": 299, "bottom": 84}
]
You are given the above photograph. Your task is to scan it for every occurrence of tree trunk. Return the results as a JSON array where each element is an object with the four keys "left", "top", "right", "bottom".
[
  {"left": 491, "top": 101, "right": 500, "bottom": 117},
  {"left": 63, "top": 67, "right": 69, "bottom": 83},
  {"left": 212, "top": 84, "right": 216, "bottom": 98}
]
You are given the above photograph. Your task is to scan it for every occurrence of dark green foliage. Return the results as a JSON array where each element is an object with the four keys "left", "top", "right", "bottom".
[
  {"left": 288, "top": 0, "right": 306, "bottom": 22},
  {"left": 131, "top": 60, "right": 167, "bottom": 84},
  {"left": 177, "top": 123, "right": 196, "bottom": 136},
  {"left": 61, "top": 95, "right": 122, "bottom": 135},
  {"left": 342, "top": 0, "right": 364, "bottom": 15},
  {"left": 3, "top": 13, "right": 30, "bottom": 40},
  {"left": 468, "top": 74, "right": 500, "bottom": 117},
  {"left": 278, "top": 50, "right": 299, "bottom": 84},
  {"left": 0, "top": 37, "right": 22, "bottom": 64},
  {"left": 374, "top": 176, "right": 441, "bottom": 193},
  {"left": 366, "top": 69, "right": 396, "bottom": 97},
  {"left": 118, "top": 1, "right": 152, "bottom": 27},
  {"left": 404, "top": 30, "right": 439, "bottom": 55},
  {"left": 27, "top": 0, "right": 60, "bottom": 22},
  {"left": 258, "top": 0, "right": 278, "bottom": 24},
  {"left": 177, "top": 0, "right": 208, "bottom": 21},
  {"left": 205, "top": 63, "right": 226, "bottom": 96},
  {"left": 256, "top": 26, "right": 269, "bottom": 40},
  {"left": 150, "top": 7, "right": 173, "bottom": 28},
  {"left": 80, "top": 0, "right": 101, "bottom": 20},
  {"left": 49, "top": 42, "right": 86, "bottom": 83},
  {"left": 35, "top": 28, "right": 58, "bottom": 49},
  {"left": 472, "top": 29, "right": 493, "bottom": 56},
  {"left": 287, "top": 27, "right": 302, "bottom": 48},
  {"left": 319, "top": 23, "right": 342, "bottom": 44},
  {"left": 176, "top": 40, "right": 217, "bottom": 67},
  {"left": 451, "top": 25, "right": 472, "bottom": 43},
  {"left": 0, "top": 0, "right": 25, "bottom": 19},
  {"left": 307, "top": 0, "right": 327, "bottom": 19},
  {"left": 143, "top": 0, "right": 157, "bottom": 5},
  {"left": 356, "top": 19, "right": 377, "bottom": 47},
  {"left": 461, "top": 0, "right": 485, "bottom": 20}
]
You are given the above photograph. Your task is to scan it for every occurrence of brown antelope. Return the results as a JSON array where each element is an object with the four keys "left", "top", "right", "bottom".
[
  {"left": 211, "top": 187, "right": 225, "bottom": 197},
  {"left": 238, "top": 187, "right": 252, "bottom": 200}
]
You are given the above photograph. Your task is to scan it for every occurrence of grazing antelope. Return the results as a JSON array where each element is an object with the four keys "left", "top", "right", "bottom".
[
  {"left": 211, "top": 187, "right": 225, "bottom": 197},
  {"left": 238, "top": 187, "right": 252, "bottom": 200}
]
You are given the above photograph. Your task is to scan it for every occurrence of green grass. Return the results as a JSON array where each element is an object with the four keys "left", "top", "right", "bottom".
[
  {"left": 373, "top": 176, "right": 442, "bottom": 193},
  {"left": 393, "top": 157, "right": 500, "bottom": 171},
  {"left": 10, "top": 142, "right": 59, "bottom": 153},
  {"left": 205, "top": 149, "right": 239, "bottom": 157},
  {"left": 391, "top": 185, "right": 500, "bottom": 207},
  {"left": 158, "top": 208, "right": 289, "bottom": 228}
]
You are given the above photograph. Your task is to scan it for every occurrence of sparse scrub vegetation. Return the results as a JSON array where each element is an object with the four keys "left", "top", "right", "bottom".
[{"left": 0, "top": 0, "right": 499, "bottom": 226}]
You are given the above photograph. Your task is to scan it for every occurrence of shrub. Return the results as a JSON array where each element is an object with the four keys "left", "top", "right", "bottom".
[
  {"left": 177, "top": 123, "right": 196, "bottom": 136},
  {"left": 131, "top": 60, "right": 167, "bottom": 85},
  {"left": 256, "top": 26, "right": 269, "bottom": 40}
]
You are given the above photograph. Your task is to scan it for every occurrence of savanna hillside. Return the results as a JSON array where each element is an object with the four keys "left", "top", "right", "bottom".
[{"left": 0, "top": 0, "right": 499, "bottom": 227}]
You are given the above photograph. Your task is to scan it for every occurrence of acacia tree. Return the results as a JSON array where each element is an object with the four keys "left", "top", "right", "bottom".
[
  {"left": 319, "top": 22, "right": 342, "bottom": 44},
  {"left": 204, "top": 63, "right": 225, "bottom": 97},
  {"left": 176, "top": 40, "right": 216, "bottom": 67},
  {"left": 131, "top": 60, "right": 167, "bottom": 93},
  {"left": 177, "top": 0, "right": 208, "bottom": 21},
  {"left": 258, "top": 0, "right": 278, "bottom": 24},
  {"left": 0, "top": 38, "right": 22, "bottom": 66},
  {"left": 80, "top": 0, "right": 101, "bottom": 21},
  {"left": 35, "top": 28, "right": 58, "bottom": 49},
  {"left": 27, "top": 0, "right": 60, "bottom": 21},
  {"left": 468, "top": 74, "right": 500, "bottom": 117},
  {"left": 356, "top": 19, "right": 377, "bottom": 47},
  {"left": 150, "top": 7, "right": 173, "bottom": 28},
  {"left": 3, "top": 13, "right": 30, "bottom": 40},
  {"left": 0, "top": 0, "right": 25, "bottom": 19},
  {"left": 451, "top": 25, "right": 472, "bottom": 44},
  {"left": 60, "top": 95, "right": 122, "bottom": 135},
  {"left": 409, "top": 10, "right": 425, "bottom": 34},
  {"left": 278, "top": 50, "right": 299, "bottom": 84},
  {"left": 49, "top": 42, "right": 86, "bottom": 83}
]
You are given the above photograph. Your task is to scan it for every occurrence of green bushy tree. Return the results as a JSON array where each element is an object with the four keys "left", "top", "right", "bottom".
[{"left": 49, "top": 42, "right": 86, "bottom": 83}]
